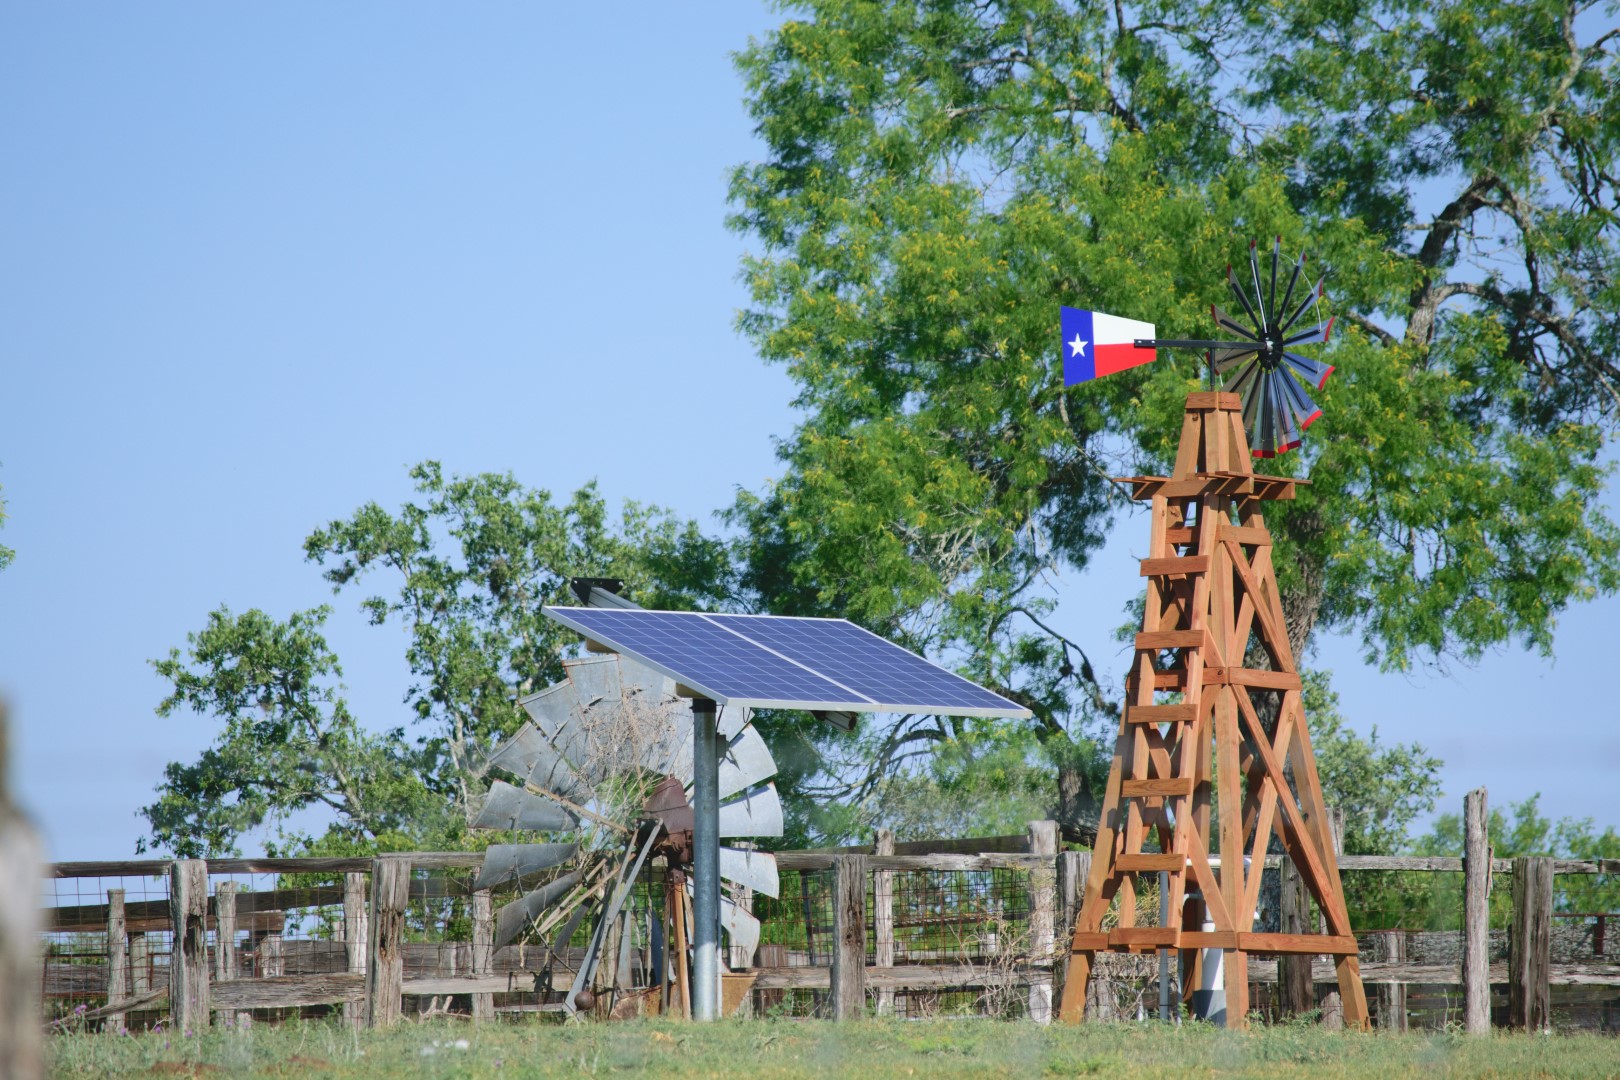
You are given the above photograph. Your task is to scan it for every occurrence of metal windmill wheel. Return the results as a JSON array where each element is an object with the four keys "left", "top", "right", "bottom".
[
  {"left": 1210, "top": 239, "right": 1337, "bottom": 457},
  {"left": 470, "top": 650, "right": 782, "bottom": 1015}
]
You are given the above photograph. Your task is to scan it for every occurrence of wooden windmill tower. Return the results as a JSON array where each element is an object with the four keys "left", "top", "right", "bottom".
[{"left": 1056, "top": 242, "right": 1367, "bottom": 1028}]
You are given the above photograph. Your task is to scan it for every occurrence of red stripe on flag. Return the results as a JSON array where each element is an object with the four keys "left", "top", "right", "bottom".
[{"left": 1094, "top": 342, "right": 1154, "bottom": 378}]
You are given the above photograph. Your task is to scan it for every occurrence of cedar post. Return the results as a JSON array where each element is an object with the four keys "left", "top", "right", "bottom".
[
  {"left": 1508, "top": 856, "right": 1552, "bottom": 1032},
  {"left": 872, "top": 829, "right": 895, "bottom": 1017},
  {"left": 0, "top": 701, "right": 42, "bottom": 1080},
  {"left": 213, "top": 882, "right": 248, "bottom": 1029},
  {"left": 105, "top": 889, "right": 129, "bottom": 1034},
  {"left": 1026, "top": 821, "right": 1058, "bottom": 1023},
  {"left": 1372, "top": 931, "right": 1407, "bottom": 1031},
  {"left": 1462, "top": 788, "right": 1491, "bottom": 1034},
  {"left": 470, "top": 888, "right": 495, "bottom": 1022},
  {"left": 343, "top": 872, "right": 368, "bottom": 1027},
  {"left": 1319, "top": 808, "right": 1346, "bottom": 1030},
  {"left": 1277, "top": 860, "right": 1313, "bottom": 1017},
  {"left": 829, "top": 854, "right": 867, "bottom": 1020},
  {"left": 1054, "top": 851, "right": 1085, "bottom": 1010},
  {"left": 260, "top": 933, "right": 283, "bottom": 977},
  {"left": 130, "top": 934, "right": 151, "bottom": 996},
  {"left": 168, "top": 859, "right": 211, "bottom": 1033},
  {"left": 366, "top": 856, "right": 411, "bottom": 1028}
]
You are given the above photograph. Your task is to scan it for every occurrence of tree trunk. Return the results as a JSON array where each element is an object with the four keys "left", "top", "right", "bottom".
[{"left": 1055, "top": 756, "right": 1098, "bottom": 846}]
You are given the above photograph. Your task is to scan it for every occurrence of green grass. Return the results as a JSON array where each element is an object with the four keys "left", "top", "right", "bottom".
[{"left": 46, "top": 1017, "right": 1609, "bottom": 1079}]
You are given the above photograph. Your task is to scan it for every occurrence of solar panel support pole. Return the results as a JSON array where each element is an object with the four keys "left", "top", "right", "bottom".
[{"left": 690, "top": 696, "right": 722, "bottom": 1021}]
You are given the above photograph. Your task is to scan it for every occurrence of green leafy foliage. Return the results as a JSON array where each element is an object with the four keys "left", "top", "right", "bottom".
[
  {"left": 727, "top": 0, "right": 1620, "bottom": 836},
  {"left": 142, "top": 463, "right": 730, "bottom": 857},
  {"left": 1419, "top": 794, "right": 1620, "bottom": 914}
]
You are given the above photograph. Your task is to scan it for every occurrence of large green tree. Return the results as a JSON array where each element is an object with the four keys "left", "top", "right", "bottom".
[
  {"left": 727, "top": 0, "right": 1620, "bottom": 838},
  {"left": 142, "top": 462, "right": 731, "bottom": 857}
]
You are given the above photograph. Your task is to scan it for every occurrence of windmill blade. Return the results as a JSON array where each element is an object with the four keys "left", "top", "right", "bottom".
[
  {"left": 719, "top": 846, "right": 780, "bottom": 898},
  {"left": 519, "top": 682, "right": 575, "bottom": 738},
  {"left": 1254, "top": 369, "right": 1278, "bottom": 456},
  {"left": 1212, "top": 304, "right": 1259, "bottom": 342},
  {"left": 1280, "top": 276, "right": 1325, "bottom": 334},
  {"left": 717, "top": 783, "right": 785, "bottom": 838},
  {"left": 1248, "top": 240, "right": 1269, "bottom": 326},
  {"left": 474, "top": 843, "right": 579, "bottom": 891},
  {"left": 494, "top": 868, "right": 586, "bottom": 947},
  {"left": 1226, "top": 264, "right": 1262, "bottom": 329},
  {"left": 1267, "top": 236, "right": 1281, "bottom": 317},
  {"left": 1213, "top": 345, "right": 1258, "bottom": 375},
  {"left": 716, "top": 726, "right": 778, "bottom": 801},
  {"left": 618, "top": 656, "right": 676, "bottom": 703},
  {"left": 473, "top": 779, "right": 578, "bottom": 832},
  {"left": 1276, "top": 249, "right": 1306, "bottom": 323},
  {"left": 1277, "top": 368, "right": 1324, "bottom": 431},
  {"left": 1282, "top": 316, "right": 1335, "bottom": 348},
  {"left": 721, "top": 897, "right": 762, "bottom": 961},
  {"left": 642, "top": 704, "right": 695, "bottom": 783},
  {"left": 1223, "top": 356, "right": 1263, "bottom": 402},
  {"left": 566, "top": 654, "right": 621, "bottom": 712},
  {"left": 718, "top": 703, "right": 752, "bottom": 742},
  {"left": 1268, "top": 370, "right": 1303, "bottom": 454},
  {"left": 1283, "top": 351, "right": 1335, "bottom": 390},
  {"left": 487, "top": 724, "right": 593, "bottom": 804}
]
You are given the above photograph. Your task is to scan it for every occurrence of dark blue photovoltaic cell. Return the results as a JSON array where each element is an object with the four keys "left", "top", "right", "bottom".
[
  {"left": 542, "top": 608, "right": 854, "bottom": 705},
  {"left": 704, "top": 615, "right": 1020, "bottom": 713},
  {"left": 542, "top": 607, "right": 1029, "bottom": 717}
]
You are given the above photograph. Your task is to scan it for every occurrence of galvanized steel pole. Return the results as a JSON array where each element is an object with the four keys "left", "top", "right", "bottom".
[{"left": 691, "top": 697, "right": 721, "bottom": 1020}]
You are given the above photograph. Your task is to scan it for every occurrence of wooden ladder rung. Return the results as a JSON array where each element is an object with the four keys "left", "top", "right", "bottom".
[
  {"left": 1115, "top": 853, "right": 1185, "bottom": 872},
  {"left": 1139, "top": 556, "right": 1208, "bottom": 577},
  {"left": 1135, "top": 630, "right": 1206, "bottom": 651},
  {"left": 1120, "top": 778, "right": 1195, "bottom": 799},
  {"left": 1126, "top": 703, "right": 1197, "bottom": 725},
  {"left": 1111, "top": 927, "right": 1180, "bottom": 950}
]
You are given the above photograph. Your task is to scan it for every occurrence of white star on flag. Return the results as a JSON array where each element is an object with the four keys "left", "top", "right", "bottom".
[{"left": 1068, "top": 334, "right": 1088, "bottom": 358}]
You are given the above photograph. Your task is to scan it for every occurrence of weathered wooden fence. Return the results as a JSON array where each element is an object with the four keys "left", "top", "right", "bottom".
[{"left": 37, "top": 795, "right": 1620, "bottom": 1032}]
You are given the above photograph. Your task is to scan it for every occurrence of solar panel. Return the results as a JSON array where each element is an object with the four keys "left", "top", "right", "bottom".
[{"left": 541, "top": 607, "right": 1031, "bottom": 718}]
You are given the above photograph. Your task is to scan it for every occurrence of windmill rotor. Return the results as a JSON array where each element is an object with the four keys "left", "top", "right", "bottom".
[{"left": 470, "top": 648, "right": 784, "bottom": 1015}]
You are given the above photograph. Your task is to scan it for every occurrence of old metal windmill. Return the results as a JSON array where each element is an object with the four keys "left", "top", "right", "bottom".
[{"left": 1056, "top": 240, "right": 1369, "bottom": 1028}]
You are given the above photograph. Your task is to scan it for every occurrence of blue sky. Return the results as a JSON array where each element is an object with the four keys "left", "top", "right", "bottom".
[{"left": 3, "top": 3, "right": 1615, "bottom": 861}]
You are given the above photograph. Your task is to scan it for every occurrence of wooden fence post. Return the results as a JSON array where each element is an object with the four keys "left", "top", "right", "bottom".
[
  {"left": 0, "top": 702, "right": 42, "bottom": 1079},
  {"left": 1319, "top": 807, "right": 1345, "bottom": 1030},
  {"left": 471, "top": 888, "right": 494, "bottom": 1023},
  {"left": 1372, "top": 931, "right": 1406, "bottom": 1031},
  {"left": 1509, "top": 855, "right": 1552, "bottom": 1032},
  {"left": 213, "top": 882, "right": 248, "bottom": 1029},
  {"left": 830, "top": 854, "right": 867, "bottom": 1020},
  {"left": 130, "top": 934, "right": 150, "bottom": 996},
  {"left": 1027, "top": 821, "right": 1058, "bottom": 1023},
  {"left": 1054, "top": 851, "right": 1087, "bottom": 1013},
  {"left": 1462, "top": 787, "right": 1491, "bottom": 1034},
  {"left": 872, "top": 830, "right": 895, "bottom": 1017},
  {"left": 1277, "top": 859, "right": 1314, "bottom": 1017},
  {"left": 343, "top": 872, "right": 368, "bottom": 1027},
  {"left": 366, "top": 856, "right": 411, "bottom": 1029},
  {"left": 105, "top": 889, "right": 129, "bottom": 1034},
  {"left": 168, "top": 859, "right": 211, "bottom": 1033}
]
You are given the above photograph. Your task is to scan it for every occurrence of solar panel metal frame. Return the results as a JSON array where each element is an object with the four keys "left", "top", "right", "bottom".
[{"left": 541, "top": 606, "right": 1031, "bottom": 719}]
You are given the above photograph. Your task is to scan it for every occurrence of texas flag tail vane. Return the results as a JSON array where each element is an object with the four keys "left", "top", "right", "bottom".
[{"left": 1061, "top": 306, "right": 1157, "bottom": 385}]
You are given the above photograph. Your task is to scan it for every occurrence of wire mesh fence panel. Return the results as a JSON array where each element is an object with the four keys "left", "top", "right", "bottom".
[{"left": 41, "top": 872, "right": 174, "bottom": 1029}]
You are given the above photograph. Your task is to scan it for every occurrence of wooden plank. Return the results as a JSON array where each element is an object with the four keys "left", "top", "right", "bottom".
[
  {"left": 1463, "top": 788, "right": 1491, "bottom": 1034},
  {"left": 1115, "top": 853, "right": 1183, "bottom": 872},
  {"left": 1135, "top": 630, "right": 1206, "bottom": 651},
  {"left": 1509, "top": 856, "right": 1553, "bottom": 1031},
  {"left": 1126, "top": 704, "right": 1197, "bottom": 725},
  {"left": 830, "top": 854, "right": 866, "bottom": 1021},
  {"left": 212, "top": 974, "right": 363, "bottom": 1010},
  {"left": 788, "top": 852, "right": 1051, "bottom": 873},
  {"left": 1238, "top": 933, "right": 1359, "bottom": 955},
  {"left": 1121, "top": 778, "right": 1194, "bottom": 799},
  {"left": 170, "top": 859, "right": 210, "bottom": 1032},
  {"left": 366, "top": 856, "right": 410, "bottom": 1029},
  {"left": 404, "top": 974, "right": 539, "bottom": 996},
  {"left": 1139, "top": 556, "right": 1209, "bottom": 577},
  {"left": 1202, "top": 667, "right": 1302, "bottom": 690},
  {"left": 1179, "top": 931, "right": 1238, "bottom": 950},
  {"left": 1185, "top": 391, "right": 1243, "bottom": 411},
  {"left": 1110, "top": 928, "right": 1178, "bottom": 949},
  {"left": 872, "top": 829, "right": 895, "bottom": 1017},
  {"left": 1068, "top": 932, "right": 1110, "bottom": 951}
]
